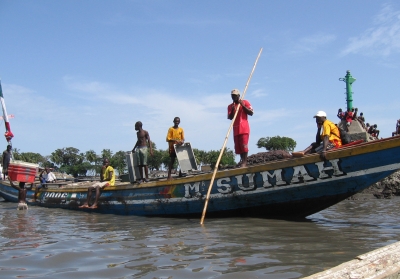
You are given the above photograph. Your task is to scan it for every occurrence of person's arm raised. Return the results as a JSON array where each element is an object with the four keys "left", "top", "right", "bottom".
[{"left": 239, "top": 100, "right": 253, "bottom": 116}]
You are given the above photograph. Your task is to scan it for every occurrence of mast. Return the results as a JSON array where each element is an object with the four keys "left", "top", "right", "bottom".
[{"left": 339, "top": 70, "right": 356, "bottom": 111}]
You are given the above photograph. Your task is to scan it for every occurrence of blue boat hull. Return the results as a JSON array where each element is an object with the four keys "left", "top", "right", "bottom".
[{"left": 1, "top": 137, "right": 400, "bottom": 218}]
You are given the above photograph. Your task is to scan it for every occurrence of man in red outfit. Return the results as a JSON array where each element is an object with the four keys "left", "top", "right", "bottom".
[{"left": 227, "top": 89, "right": 254, "bottom": 167}]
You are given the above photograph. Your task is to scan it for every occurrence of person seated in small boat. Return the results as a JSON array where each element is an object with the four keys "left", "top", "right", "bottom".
[
  {"left": 132, "top": 121, "right": 153, "bottom": 183},
  {"left": 8, "top": 177, "right": 32, "bottom": 210},
  {"left": 39, "top": 167, "right": 57, "bottom": 184},
  {"left": 79, "top": 158, "right": 115, "bottom": 209},
  {"left": 392, "top": 119, "right": 400, "bottom": 136},
  {"left": 33, "top": 167, "right": 57, "bottom": 202},
  {"left": 294, "top": 111, "right": 342, "bottom": 160}
]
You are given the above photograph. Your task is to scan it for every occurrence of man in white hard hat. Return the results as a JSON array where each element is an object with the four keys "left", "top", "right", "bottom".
[
  {"left": 294, "top": 111, "right": 342, "bottom": 160},
  {"left": 312, "top": 110, "right": 342, "bottom": 160}
]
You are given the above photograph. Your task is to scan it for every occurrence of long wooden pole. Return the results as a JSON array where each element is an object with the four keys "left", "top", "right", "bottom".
[{"left": 200, "top": 48, "right": 263, "bottom": 225}]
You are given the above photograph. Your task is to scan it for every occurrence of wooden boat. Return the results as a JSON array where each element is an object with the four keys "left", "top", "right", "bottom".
[{"left": 1, "top": 135, "right": 400, "bottom": 219}]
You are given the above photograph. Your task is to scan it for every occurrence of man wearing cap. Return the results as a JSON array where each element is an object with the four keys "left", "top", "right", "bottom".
[
  {"left": 312, "top": 111, "right": 342, "bottom": 160},
  {"left": 228, "top": 89, "right": 254, "bottom": 167}
]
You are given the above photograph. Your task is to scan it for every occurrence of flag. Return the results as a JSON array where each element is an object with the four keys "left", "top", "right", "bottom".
[{"left": 0, "top": 81, "right": 14, "bottom": 143}]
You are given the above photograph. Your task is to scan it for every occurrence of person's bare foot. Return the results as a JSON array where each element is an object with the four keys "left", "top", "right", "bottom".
[
  {"left": 79, "top": 204, "right": 89, "bottom": 208},
  {"left": 89, "top": 204, "right": 98, "bottom": 209}
]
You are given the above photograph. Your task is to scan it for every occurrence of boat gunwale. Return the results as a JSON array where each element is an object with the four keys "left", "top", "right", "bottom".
[{"left": 2, "top": 136, "right": 400, "bottom": 193}]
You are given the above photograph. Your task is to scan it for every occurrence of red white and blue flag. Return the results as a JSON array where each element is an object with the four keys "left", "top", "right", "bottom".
[{"left": 0, "top": 81, "right": 14, "bottom": 144}]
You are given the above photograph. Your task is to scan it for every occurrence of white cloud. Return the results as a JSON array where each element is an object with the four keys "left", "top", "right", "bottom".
[
  {"left": 59, "top": 77, "right": 233, "bottom": 153},
  {"left": 290, "top": 33, "right": 336, "bottom": 54},
  {"left": 250, "top": 89, "right": 268, "bottom": 98},
  {"left": 3, "top": 83, "right": 88, "bottom": 154},
  {"left": 341, "top": 4, "right": 400, "bottom": 56},
  {"left": 55, "top": 77, "right": 294, "bottom": 157}
]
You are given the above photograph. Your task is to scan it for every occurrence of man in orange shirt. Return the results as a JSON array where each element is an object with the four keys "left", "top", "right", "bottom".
[{"left": 313, "top": 111, "right": 342, "bottom": 160}]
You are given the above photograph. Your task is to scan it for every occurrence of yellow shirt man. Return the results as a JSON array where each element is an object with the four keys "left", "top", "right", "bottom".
[
  {"left": 320, "top": 119, "right": 342, "bottom": 147},
  {"left": 166, "top": 127, "right": 185, "bottom": 154}
]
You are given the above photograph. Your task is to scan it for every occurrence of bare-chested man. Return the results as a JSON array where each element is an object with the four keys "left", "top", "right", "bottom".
[
  {"left": 357, "top": 112, "right": 366, "bottom": 128},
  {"left": 368, "top": 124, "right": 380, "bottom": 138},
  {"left": 132, "top": 121, "right": 153, "bottom": 183},
  {"left": 8, "top": 177, "right": 33, "bottom": 210}
]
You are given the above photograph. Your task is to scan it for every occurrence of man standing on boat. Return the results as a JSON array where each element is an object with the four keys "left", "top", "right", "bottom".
[
  {"left": 2, "top": 144, "right": 12, "bottom": 180},
  {"left": 132, "top": 121, "right": 153, "bottom": 183},
  {"left": 78, "top": 158, "right": 115, "bottom": 209},
  {"left": 166, "top": 117, "right": 185, "bottom": 180},
  {"left": 312, "top": 111, "right": 342, "bottom": 160},
  {"left": 227, "top": 89, "right": 254, "bottom": 167}
]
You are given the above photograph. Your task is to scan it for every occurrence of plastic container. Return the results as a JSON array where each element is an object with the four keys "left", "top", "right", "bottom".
[{"left": 8, "top": 160, "right": 39, "bottom": 183}]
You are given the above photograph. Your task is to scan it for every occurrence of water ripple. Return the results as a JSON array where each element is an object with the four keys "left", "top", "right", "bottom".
[{"left": 0, "top": 197, "right": 400, "bottom": 278}]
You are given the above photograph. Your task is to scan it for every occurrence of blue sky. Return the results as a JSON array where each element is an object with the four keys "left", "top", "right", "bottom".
[{"left": 1, "top": 0, "right": 399, "bottom": 162}]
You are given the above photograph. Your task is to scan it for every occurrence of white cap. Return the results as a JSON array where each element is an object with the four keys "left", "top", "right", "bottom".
[
  {"left": 231, "top": 89, "right": 240, "bottom": 95},
  {"left": 313, "top": 111, "right": 327, "bottom": 118}
]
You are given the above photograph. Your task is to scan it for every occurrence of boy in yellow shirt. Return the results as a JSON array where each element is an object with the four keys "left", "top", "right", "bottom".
[
  {"left": 166, "top": 117, "right": 185, "bottom": 180},
  {"left": 79, "top": 158, "right": 115, "bottom": 209}
]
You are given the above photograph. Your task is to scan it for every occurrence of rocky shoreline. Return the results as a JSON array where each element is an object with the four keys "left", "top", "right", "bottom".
[{"left": 359, "top": 170, "right": 400, "bottom": 199}]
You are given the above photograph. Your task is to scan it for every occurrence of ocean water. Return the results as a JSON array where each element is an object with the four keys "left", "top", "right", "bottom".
[{"left": 0, "top": 195, "right": 399, "bottom": 279}]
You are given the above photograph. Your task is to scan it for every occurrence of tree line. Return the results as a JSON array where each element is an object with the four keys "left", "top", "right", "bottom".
[
  {"left": 7, "top": 143, "right": 236, "bottom": 177},
  {"left": 4, "top": 136, "right": 295, "bottom": 178}
]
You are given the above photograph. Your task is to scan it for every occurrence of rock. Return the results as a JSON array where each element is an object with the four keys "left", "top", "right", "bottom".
[{"left": 362, "top": 170, "right": 400, "bottom": 199}]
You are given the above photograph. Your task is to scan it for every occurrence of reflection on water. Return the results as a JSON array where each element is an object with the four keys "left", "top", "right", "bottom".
[{"left": 0, "top": 196, "right": 399, "bottom": 278}]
